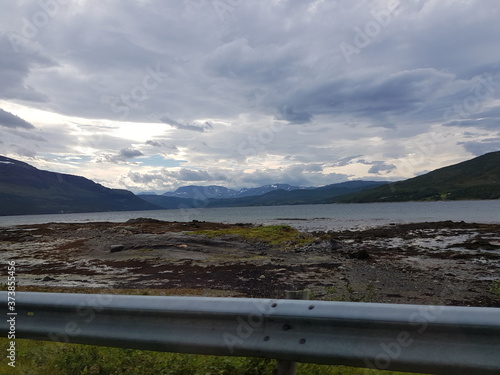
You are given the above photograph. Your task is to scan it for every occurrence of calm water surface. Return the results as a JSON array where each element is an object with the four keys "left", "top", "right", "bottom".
[{"left": 1, "top": 200, "right": 499, "bottom": 231}]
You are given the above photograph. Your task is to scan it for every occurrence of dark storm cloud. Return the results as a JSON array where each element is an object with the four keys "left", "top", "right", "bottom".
[
  {"left": 120, "top": 148, "right": 144, "bottom": 159},
  {"left": 4, "top": 129, "right": 46, "bottom": 142},
  {"left": 2, "top": 0, "right": 499, "bottom": 128},
  {"left": 460, "top": 139, "right": 500, "bottom": 156},
  {"left": 0, "top": 32, "right": 54, "bottom": 102},
  {"left": 277, "top": 105, "right": 313, "bottom": 124},
  {"left": 103, "top": 148, "right": 144, "bottom": 163},
  {"left": 275, "top": 68, "right": 462, "bottom": 129},
  {"left": 146, "top": 140, "right": 162, "bottom": 147},
  {"left": 177, "top": 169, "right": 213, "bottom": 181},
  {"left": 12, "top": 146, "right": 37, "bottom": 158},
  {"left": 160, "top": 117, "right": 213, "bottom": 132},
  {"left": 0, "top": 108, "right": 35, "bottom": 129},
  {"left": 368, "top": 161, "right": 397, "bottom": 175},
  {"left": 332, "top": 155, "right": 364, "bottom": 167},
  {"left": 445, "top": 119, "right": 500, "bottom": 130}
]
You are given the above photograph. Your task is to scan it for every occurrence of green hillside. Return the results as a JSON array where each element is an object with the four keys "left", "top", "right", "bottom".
[{"left": 333, "top": 151, "right": 500, "bottom": 203}]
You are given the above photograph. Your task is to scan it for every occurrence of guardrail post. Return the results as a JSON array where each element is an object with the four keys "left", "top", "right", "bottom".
[{"left": 276, "top": 290, "right": 311, "bottom": 375}]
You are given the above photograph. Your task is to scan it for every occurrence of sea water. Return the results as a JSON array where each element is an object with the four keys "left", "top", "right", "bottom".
[{"left": 0, "top": 200, "right": 498, "bottom": 231}]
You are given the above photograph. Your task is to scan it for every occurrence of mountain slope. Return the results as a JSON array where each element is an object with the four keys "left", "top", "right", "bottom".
[
  {"left": 234, "top": 184, "right": 302, "bottom": 198},
  {"left": 140, "top": 180, "right": 386, "bottom": 209},
  {"left": 0, "top": 156, "right": 160, "bottom": 216},
  {"left": 135, "top": 194, "right": 195, "bottom": 210},
  {"left": 332, "top": 151, "right": 500, "bottom": 203},
  {"left": 160, "top": 184, "right": 301, "bottom": 199},
  {"left": 162, "top": 185, "right": 238, "bottom": 199},
  {"left": 207, "top": 180, "right": 387, "bottom": 207}
]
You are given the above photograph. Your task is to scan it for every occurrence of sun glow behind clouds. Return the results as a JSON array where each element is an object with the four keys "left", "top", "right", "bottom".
[
  {"left": 1, "top": 1, "right": 499, "bottom": 192},
  {"left": 0, "top": 101, "right": 168, "bottom": 142},
  {"left": 0, "top": 101, "right": 65, "bottom": 126}
]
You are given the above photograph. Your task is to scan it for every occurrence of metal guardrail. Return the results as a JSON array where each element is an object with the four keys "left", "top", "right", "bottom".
[{"left": 1, "top": 292, "right": 500, "bottom": 374}]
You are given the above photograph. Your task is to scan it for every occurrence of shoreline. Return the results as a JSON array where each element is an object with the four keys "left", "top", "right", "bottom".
[{"left": 1, "top": 219, "right": 499, "bottom": 307}]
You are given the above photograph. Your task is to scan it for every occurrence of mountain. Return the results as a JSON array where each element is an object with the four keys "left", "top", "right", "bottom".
[
  {"left": 0, "top": 156, "right": 160, "bottom": 216},
  {"left": 134, "top": 195, "right": 194, "bottom": 210},
  {"left": 161, "top": 184, "right": 302, "bottom": 199},
  {"left": 235, "top": 184, "right": 303, "bottom": 198},
  {"left": 162, "top": 185, "right": 239, "bottom": 199},
  {"left": 332, "top": 151, "right": 500, "bottom": 203},
  {"left": 8, "top": 151, "right": 496, "bottom": 216},
  {"left": 206, "top": 180, "right": 387, "bottom": 207},
  {"left": 140, "top": 180, "right": 386, "bottom": 209}
]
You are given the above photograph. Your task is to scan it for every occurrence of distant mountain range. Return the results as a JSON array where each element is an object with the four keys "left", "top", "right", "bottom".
[
  {"left": 211, "top": 181, "right": 388, "bottom": 207},
  {"left": 331, "top": 151, "right": 500, "bottom": 203},
  {"left": 159, "top": 184, "right": 303, "bottom": 199},
  {"left": 139, "top": 181, "right": 388, "bottom": 209},
  {"left": 1, "top": 151, "right": 498, "bottom": 216},
  {"left": 0, "top": 156, "right": 158, "bottom": 216}
]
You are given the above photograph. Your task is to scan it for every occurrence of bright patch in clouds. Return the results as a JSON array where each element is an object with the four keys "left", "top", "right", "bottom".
[{"left": 0, "top": 0, "right": 499, "bottom": 193}]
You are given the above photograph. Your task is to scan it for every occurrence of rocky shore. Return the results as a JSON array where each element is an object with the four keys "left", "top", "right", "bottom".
[{"left": 1, "top": 219, "right": 499, "bottom": 307}]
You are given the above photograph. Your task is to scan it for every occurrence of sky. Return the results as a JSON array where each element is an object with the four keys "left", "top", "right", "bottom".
[{"left": 0, "top": 0, "right": 499, "bottom": 193}]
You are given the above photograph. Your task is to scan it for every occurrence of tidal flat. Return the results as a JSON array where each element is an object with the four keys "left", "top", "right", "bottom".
[{"left": 1, "top": 218, "right": 499, "bottom": 306}]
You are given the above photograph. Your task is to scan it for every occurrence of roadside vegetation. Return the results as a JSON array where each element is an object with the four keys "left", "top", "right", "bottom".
[
  {"left": 318, "top": 283, "right": 379, "bottom": 303},
  {"left": 0, "top": 338, "right": 424, "bottom": 375},
  {"left": 491, "top": 279, "right": 500, "bottom": 300}
]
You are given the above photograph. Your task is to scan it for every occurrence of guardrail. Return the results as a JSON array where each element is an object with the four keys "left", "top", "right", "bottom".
[{"left": 1, "top": 292, "right": 500, "bottom": 374}]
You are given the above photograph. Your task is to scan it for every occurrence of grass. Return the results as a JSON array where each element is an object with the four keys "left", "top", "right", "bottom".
[
  {"left": 189, "top": 224, "right": 314, "bottom": 248},
  {"left": 313, "top": 282, "right": 379, "bottom": 303},
  {"left": 491, "top": 279, "right": 500, "bottom": 299},
  {"left": 0, "top": 338, "right": 425, "bottom": 375}
]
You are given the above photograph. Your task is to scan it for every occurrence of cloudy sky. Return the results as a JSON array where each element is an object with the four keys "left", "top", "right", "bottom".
[{"left": 1, "top": 0, "right": 499, "bottom": 193}]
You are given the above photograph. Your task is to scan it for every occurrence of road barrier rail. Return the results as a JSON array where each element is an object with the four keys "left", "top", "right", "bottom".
[{"left": 1, "top": 292, "right": 499, "bottom": 374}]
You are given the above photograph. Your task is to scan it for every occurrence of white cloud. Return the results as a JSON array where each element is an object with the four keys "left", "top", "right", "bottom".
[{"left": 0, "top": 0, "right": 499, "bottom": 193}]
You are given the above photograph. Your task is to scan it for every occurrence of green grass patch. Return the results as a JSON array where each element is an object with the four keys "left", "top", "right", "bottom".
[
  {"left": 491, "top": 279, "right": 500, "bottom": 299},
  {"left": 0, "top": 338, "right": 426, "bottom": 375},
  {"left": 318, "top": 282, "right": 378, "bottom": 303},
  {"left": 189, "top": 225, "right": 314, "bottom": 247}
]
